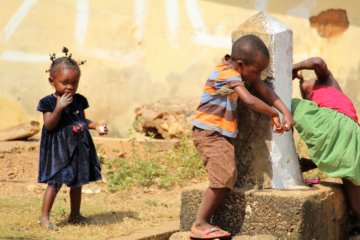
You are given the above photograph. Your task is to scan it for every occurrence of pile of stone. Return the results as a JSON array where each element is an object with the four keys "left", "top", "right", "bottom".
[{"left": 133, "top": 97, "right": 197, "bottom": 139}]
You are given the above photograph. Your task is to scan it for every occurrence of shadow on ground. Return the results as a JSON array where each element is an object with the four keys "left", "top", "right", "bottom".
[{"left": 57, "top": 210, "right": 140, "bottom": 226}]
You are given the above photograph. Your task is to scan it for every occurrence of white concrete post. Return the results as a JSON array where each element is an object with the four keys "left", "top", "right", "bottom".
[{"left": 232, "top": 12, "right": 303, "bottom": 189}]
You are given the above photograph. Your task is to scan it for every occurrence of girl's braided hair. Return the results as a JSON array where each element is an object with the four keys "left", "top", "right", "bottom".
[{"left": 46, "top": 47, "right": 86, "bottom": 77}]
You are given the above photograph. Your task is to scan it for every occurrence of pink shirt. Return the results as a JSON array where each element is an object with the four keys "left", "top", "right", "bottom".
[{"left": 310, "top": 85, "right": 358, "bottom": 122}]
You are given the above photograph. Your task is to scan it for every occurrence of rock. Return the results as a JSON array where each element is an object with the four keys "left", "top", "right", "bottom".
[
  {"left": 8, "top": 172, "right": 16, "bottom": 179},
  {"left": 0, "top": 121, "right": 40, "bottom": 141},
  {"left": 133, "top": 98, "right": 197, "bottom": 139},
  {"left": 82, "top": 188, "right": 101, "bottom": 194}
]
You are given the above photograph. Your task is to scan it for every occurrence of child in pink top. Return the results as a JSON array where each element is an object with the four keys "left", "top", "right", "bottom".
[
  {"left": 292, "top": 57, "right": 360, "bottom": 222},
  {"left": 310, "top": 85, "right": 358, "bottom": 122}
]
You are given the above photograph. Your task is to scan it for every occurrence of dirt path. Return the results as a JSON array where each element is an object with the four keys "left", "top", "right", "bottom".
[{"left": 0, "top": 138, "right": 190, "bottom": 240}]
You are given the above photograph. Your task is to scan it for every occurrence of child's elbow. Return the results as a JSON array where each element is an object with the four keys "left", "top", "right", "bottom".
[
  {"left": 242, "top": 98, "right": 256, "bottom": 107},
  {"left": 311, "top": 57, "right": 327, "bottom": 69},
  {"left": 43, "top": 123, "right": 55, "bottom": 131},
  {"left": 312, "top": 57, "right": 325, "bottom": 65}
]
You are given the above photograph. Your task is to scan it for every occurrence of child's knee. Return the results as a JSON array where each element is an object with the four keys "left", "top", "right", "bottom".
[{"left": 49, "top": 183, "right": 62, "bottom": 193}]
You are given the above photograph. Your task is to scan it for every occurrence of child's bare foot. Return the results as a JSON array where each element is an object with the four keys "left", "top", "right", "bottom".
[
  {"left": 190, "top": 223, "right": 230, "bottom": 239},
  {"left": 192, "top": 222, "right": 214, "bottom": 231},
  {"left": 39, "top": 216, "right": 57, "bottom": 230},
  {"left": 68, "top": 214, "right": 89, "bottom": 224}
]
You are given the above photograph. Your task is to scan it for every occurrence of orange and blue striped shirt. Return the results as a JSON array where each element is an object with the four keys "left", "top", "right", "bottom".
[{"left": 192, "top": 56, "right": 243, "bottom": 138}]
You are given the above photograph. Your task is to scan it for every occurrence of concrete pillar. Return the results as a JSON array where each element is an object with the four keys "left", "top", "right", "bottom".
[{"left": 232, "top": 12, "right": 303, "bottom": 189}]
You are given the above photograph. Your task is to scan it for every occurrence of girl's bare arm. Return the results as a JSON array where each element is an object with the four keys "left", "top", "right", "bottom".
[
  {"left": 43, "top": 93, "right": 73, "bottom": 130},
  {"left": 292, "top": 57, "right": 330, "bottom": 79}
]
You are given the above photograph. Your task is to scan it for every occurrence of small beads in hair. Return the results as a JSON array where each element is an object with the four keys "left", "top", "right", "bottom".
[
  {"left": 50, "top": 53, "right": 56, "bottom": 62},
  {"left": 62, "top": 47, "right": 69, "bottom": 56},
  {"left": 45, "top": 47, "right": 86, "bottom": 74}
]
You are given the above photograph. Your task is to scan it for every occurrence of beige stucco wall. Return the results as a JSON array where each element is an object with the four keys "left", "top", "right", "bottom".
[{"left": 0, "top": 0, "right": 359, "bottom": 137}]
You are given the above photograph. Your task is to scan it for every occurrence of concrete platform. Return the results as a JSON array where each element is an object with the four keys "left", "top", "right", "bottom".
[{"left": 178, "top": 181, "right": 349, "bottom": 240}]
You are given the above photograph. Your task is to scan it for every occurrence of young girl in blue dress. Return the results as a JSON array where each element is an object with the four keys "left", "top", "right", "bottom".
[{"left": 37, "top": 48, "right": 108, "bottom": 229}]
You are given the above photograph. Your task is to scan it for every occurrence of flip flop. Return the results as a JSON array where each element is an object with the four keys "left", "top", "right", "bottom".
[
  {"left": 305, "top": 177, "right": 320, "bottom": 184},
  {"left": 39, "top": 217, "right": 57, "bottom": 230},
  {"left": 190, "top": 226, "right": 231, "bottom": 239},
  {"left": 44, "top": 222, "right": 57, "bottom": 230},
  {"left": 39, "top": 221, "right": 57, "bottom": 230}
]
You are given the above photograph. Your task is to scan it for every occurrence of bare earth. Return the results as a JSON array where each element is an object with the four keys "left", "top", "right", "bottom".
[{"left": 0, "top": 137, "right": 195, "bottom": 240}]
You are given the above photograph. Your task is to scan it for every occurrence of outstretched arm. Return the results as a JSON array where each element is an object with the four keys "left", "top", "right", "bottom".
[
  {"left": 234, "top": 85, "right": 283, "bottom": 133},
  {"left": 85, "top": 113, "right": 108, "bottom": 135},
  {"left": 250, "top": 79, "right": 294, "bottom": 131}
]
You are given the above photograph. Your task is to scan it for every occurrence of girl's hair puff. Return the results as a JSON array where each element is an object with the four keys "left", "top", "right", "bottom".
[{"left": 46, "top": 47, "right": 86, "bottom": 77}]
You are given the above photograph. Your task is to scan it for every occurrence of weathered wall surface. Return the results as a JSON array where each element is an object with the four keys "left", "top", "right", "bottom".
[{"left": 1, "top": 0, "right": 359, "bottom": 136}]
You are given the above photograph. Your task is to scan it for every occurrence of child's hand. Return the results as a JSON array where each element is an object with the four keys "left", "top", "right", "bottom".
[
  {"left": 96, "top": 123, "right": 108, "bottom": 136},
  {"left": 271, "top": 115, "right": 284, "bottom": 134},
  {"left": 282, "top": 112, "right": 294, "bottom": 131},
  {"left": 57, "top": 93, "right": 73, "bottom": 108},
  {"left": 292, "top": 69, "right": 304, "bottom": 81}
]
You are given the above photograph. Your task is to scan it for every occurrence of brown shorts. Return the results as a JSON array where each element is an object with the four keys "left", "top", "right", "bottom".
[{"left": 192, "top": 127, "right": 237, "bottom": 189}]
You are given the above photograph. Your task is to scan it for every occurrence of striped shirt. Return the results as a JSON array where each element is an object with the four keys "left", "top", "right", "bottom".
[{"left": 192, "top": 56, "right": 243, "bottom": 138}]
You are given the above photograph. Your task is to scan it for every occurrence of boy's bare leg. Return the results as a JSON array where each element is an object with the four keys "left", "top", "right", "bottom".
[
  {"left": 343, "top": 179, "right": 360, "bottom": 221},
  {"left": 193, "top": 187, "right": 229, "bottom": 230},
  {"left": 68, "top": 186, "right": 87, "bottom": 223},
  {"left": 40, "top": 184, "right": 61, "bottom": 229}
]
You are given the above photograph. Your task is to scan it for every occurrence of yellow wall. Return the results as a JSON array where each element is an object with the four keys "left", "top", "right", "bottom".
[{"left": 1, "top": 0, "right": 359, "bottom": 136}]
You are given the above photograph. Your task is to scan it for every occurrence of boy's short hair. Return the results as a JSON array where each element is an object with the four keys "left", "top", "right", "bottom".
[{"left": 231, "top": 34, "right": 270, "bottom": 65}]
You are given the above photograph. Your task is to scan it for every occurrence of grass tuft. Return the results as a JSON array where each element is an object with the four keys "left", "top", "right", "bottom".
[{"left": 105, "top": 137, "right": 205, "bottom": 192}]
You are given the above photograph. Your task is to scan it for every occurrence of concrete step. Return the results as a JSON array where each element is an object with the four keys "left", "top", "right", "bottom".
[
  {"left": 179, "top": 181, "right": 348, "bottom": 240},
  {"left": 115, "top": 221, "right": 179, "bottom": 240}
]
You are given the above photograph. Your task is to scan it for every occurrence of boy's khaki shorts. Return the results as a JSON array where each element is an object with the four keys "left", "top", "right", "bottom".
[{"left": 192, "top": 127, "right": 237, "bottom": 189}]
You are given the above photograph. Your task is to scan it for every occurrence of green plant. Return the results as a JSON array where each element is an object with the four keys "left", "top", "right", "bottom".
[
  {"left": 52, "top": 198, "right": 67, "bottom": 217},
  {"left": 105, "top": 136, "right": 205, "bottom": 192},
  {"left": 95, "top": 144, "right": 106, "bottom": 155}
]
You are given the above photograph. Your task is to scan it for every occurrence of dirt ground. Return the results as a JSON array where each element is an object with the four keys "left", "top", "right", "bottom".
[
  {"left": 0, "top": 137, "right": 198, "bottom": 240},
  {"left": 0, "top": 134, "right": 330, "bottom": 240}
]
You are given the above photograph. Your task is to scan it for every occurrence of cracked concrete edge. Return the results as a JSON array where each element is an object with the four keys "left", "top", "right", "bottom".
[{"left": 116, "top": 221, "right": 179, "bottom": 240}]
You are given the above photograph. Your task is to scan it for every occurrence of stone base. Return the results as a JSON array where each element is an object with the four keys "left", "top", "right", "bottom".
[{"left": 179, "top": 181, "right": 348, "bottom": 240}]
